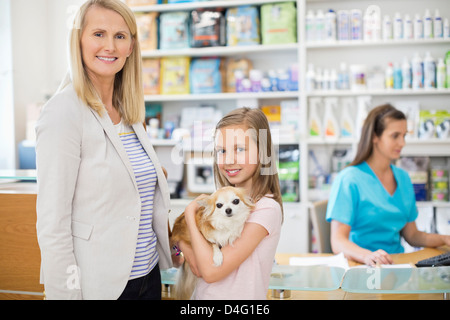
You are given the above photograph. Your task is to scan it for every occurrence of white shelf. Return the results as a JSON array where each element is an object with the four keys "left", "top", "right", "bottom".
[
  {"left": 145, "top": 91, "right": 299, "bottom": 102},
  {"left": 401, "top": 139, "right": 450, "bottom": 157},
  {"left": 142, "top": 43, "right": 298, "bottom": 58},
  {"left": 307, "top": 88, "right": 450, "bottom": 97},
  {"left": 130, "top": 0, "right": 296, "bottom": 12},
  {"left": 306, "top": 38, "right": 450, "bottom": 49}
]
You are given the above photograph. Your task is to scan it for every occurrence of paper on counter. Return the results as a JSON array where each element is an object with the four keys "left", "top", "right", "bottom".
[{"left": 289, "top": 252, "right": 350, "bottom": 270}]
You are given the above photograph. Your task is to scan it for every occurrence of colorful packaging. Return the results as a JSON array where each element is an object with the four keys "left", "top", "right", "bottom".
[
  {"left": 225, "top": 58, "right": 253, "bottom": 92},
  {"left": 160, "top": 57, "right": 190, "bottom": 95},
  {"left": 261, "top": 2, "right": 297, "bottom": 45},
  {"left": 135, "top": 12, "right": 158, "bottom": 51},
  {"left": 142, "top": 59, "right": 160, "bottom": 95},
  {"left": 190, "top": 9, "right": 226, "bottom": 47},
  {"left": 126, "top": 0, "right": 159, "bottom": 6},
  {"left": 226, "top": 6, "right": 260, "bottom": 46},
  {"left": 159, "top": 11, "right": 190, "bottom": 50},
  {"left": 190, "top": 58, "right": 223, "bottom": 94}
]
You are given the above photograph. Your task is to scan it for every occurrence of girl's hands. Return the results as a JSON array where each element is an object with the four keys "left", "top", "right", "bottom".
[
  {"left": 363, "top": 249, "right": 393, "bottom": 266},
  {"left": 179, "top": 241, "right": 201, "bottom": 277}
]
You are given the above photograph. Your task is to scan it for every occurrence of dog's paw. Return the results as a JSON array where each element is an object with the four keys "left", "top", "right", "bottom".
[{"left": 212, "top": 245, "right": 223, "bottom": 266}]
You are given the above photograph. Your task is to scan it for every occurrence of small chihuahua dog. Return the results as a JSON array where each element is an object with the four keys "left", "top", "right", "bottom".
[{"left": 170, "top": 186, "right": 254, "bottom": 299}]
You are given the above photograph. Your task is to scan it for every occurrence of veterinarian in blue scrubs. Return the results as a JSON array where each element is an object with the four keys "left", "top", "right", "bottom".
[{"left": 326, "top": 104, "right": 450, "bottom": 266}]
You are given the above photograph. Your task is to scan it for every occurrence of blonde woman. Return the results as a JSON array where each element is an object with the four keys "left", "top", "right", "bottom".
[{"left": 36, "top": 0, "right": 172, "bottom": 300}]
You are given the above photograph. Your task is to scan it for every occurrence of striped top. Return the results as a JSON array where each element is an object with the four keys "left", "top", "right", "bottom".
[{"left": 115, "top": 121, "right": 159, "bottom": 280}]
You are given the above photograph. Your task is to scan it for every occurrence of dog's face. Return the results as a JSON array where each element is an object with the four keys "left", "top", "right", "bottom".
[{"left": 198, "top": 187, "right": 254, "bottom": 220}]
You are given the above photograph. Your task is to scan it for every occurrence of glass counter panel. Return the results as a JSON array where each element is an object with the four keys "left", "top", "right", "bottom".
[
  {"left": 161, "top": 265, "right": 346, "bottom": 292},
  {"left": 0, "top": 170, "right": 37, "bottom": 181},
  {"left": 341, "top": 266, "right": 450, "bottom": 294}
]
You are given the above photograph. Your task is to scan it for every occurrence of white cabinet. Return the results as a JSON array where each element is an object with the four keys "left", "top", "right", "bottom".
[{"left": 132, "top": 0, "right": 450, "bottom": 253}]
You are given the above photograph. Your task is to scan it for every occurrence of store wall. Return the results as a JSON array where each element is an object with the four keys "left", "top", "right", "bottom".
[
  {"left": 0, "top": 0, "right": 15, "bottom": 169},
  {"left": 7, "top": 0, "right": 84, "bottom": 168}
]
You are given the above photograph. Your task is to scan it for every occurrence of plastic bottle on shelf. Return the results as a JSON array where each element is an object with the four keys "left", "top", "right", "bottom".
[
  {"left": 364, "top": 5, "right": 381, "bottom": 41},
  {"left": 393, "top": 62, "right": 402, "bottom": 89},
  {"left": 424, "top": 9, "right": 433, "bottom": 39},
  {"left": 393, "top": 12, "right": 403, "bottom": 40},
  {"left": 308, "top": 98, "right": 323, "bottom": 138},
  {"left": 325, "top": 9, "right": 337, "bottom": 41},
  {"left": 434, "top": 9, "right": 443, "bottom": 38},
  {"left": 337, "top": 10, "right": 350, "bottom": 41},
  {"left": 338, "top": 62, "right": 350, "bottom": 90},
  {"left": 322, "top": 69, "right": 330, "bottom": 90},
  {"left": 423, "top": 51, "right": 436, "bottom": 89},
  {"left": 306, "top": 63, "right": 316, "bottom": 92},
  {"left": 404, "top": 14, "right": 413, "bottom": 40},
  {"left": 401, "top": 56, "right": 412, "bottom": 89},
  {"left": 412, "top": 52, "right": 424, "bottom": 89},
  {"left": 315, "top": 10, "right": 326, "bottom": 42},
  {"left": 323, "top": 97, "right": 340, "bottom": 140},
  {"left": 330, "top": 69, "right": 338, "bottom": 90},
  {"left": 414, "top": 13, "right": 424, "bottom": 39},
  {"left": 350, "top": 9, "right": 363, "bottom": 40},
  {"left": 356, "top": 96, "right": 371, "bottom": 140},
  {"left": 444, "top": 18, "right": 450, "bottom": 38},
  {"left": 382, "top": 15, "right": 392, "bottom": 40},
  {"left": 315, "top": 67, "right": 323, "bottom": 91},
  {"left": 446, "top": 51, "right": 450, "bottom": 88},
  {"left": 385, "top": 62, "right": 394, "bottom": 89},
  {"left": 306, "top": 10, "right": 315, "bottom": 42},
  {"left": 436, "top": 58, "right": 446, "bottom": 89}
]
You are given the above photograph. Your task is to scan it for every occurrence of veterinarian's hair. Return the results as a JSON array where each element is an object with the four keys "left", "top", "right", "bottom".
[
  {"left": 60, "top": 0, "right": 144, "bottom": 125},
  {"left": 350, "top": 103, "right": 406, "bottom": 166},
  {"left": 213, "top": 107, "right": 283, "bottom": 219}
]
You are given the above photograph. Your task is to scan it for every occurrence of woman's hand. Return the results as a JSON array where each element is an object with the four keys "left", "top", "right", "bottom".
[{"left": 363, "top": 249, "right": 393, "bottom": 266}]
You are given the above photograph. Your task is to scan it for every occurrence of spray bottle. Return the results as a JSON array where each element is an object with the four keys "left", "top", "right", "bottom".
[
  {"left": 308, "top": 98, "right": 323, "bottom": 139},
  {"left": 412, "top": 52, "right": 424, "bottom": 89},
  {"left": 436, "top": 58, "right": 446, "bottom": 89},
  {"left": 356, "top": 96, "right": 371, "bottom": 140},
  {"left": 424, "top": 51, "right": 436, "bottom": 89},
  {"left": 323, "top": 97, "right": 340, "bottom": 140},
  {"left": 340, "top": 98, "right": 355, "bottom": 138}
]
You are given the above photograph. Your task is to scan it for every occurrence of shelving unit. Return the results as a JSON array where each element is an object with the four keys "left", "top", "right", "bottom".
[{"left": 132, "top": 0, "right": 450, "bottom": 253}]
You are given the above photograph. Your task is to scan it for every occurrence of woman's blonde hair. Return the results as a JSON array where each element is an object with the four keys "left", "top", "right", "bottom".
[
  {"left": 350, "top": 103, "right": 406, "bottom": 166},
  {"left": 65, "top": 0, "right": 144, "bottom": 125},
  {"left": 213, "top": 107, "right": 284, "bottom": 219}
]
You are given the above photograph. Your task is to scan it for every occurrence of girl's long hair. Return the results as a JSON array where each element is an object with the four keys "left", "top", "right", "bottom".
[
  {"left": 350, "top": 103, "right": 406, "bottom": 166},
  {"left": 62, "top": 0, "right": 145, "bottom": 125},
  {"left": 213, "top": 107, "right": 284, "bottom": 219}
]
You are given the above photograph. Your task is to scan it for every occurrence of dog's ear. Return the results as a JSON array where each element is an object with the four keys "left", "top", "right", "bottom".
[
  {"left": 196, "top": 195, "right": 215, "bottom": 216},
  {"left": 235, "top": 188, "right": 255, "bottom": 209}
]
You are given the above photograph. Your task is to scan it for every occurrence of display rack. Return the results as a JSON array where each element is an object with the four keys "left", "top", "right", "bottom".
[{"left": 131, "top": 0, "right": 450, "bottom": 253}]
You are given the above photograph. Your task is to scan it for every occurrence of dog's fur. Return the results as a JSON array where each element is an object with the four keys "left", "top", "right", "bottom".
[{"left": 169, "top": 186, "right": 254, "bottom": 299}]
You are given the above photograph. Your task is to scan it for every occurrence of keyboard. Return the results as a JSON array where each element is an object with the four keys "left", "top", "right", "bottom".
[{"left": 415, "top": 251, "right": 450, "bottom": 267}]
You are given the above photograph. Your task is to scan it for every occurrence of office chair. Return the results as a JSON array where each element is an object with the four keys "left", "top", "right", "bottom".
[{"left": 309, "top": 200, "right": 331, "bottom": 254}]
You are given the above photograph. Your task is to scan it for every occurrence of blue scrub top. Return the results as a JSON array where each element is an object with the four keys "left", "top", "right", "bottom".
[{"left": 326, "top": 161, "right": 418, "bottom": 254}]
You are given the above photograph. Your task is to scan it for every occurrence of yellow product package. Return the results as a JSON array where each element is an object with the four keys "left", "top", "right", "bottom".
[
  {"left": 160, "top": 57, "right": 190, "bottom": 95},
  {"left": 142, "top": 58, "right": 160, "bottom": 95}
]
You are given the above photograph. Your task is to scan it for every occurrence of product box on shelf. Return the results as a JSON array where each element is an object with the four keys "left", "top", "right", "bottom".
[
  {"left": 159, "top": 11, "right": 190, "bottom": 50},
  {"left": 190, "top": 9, "right": 226, "bottom": 48},
  {"left": 160, "top": 57, "right": 190, "bottom": 94},
  {"left": 226, "top": 5, "right": 260, "bottom": 46},
  {"left": 136, "top": 12, "right": 158, "bottom": 51},
  {"left": 261, "top": 2, "right": 297, "bottom": 45}
]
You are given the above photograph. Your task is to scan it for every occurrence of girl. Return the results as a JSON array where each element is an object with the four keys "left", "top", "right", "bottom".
[
  {"left": 326, "top": 104, "right": 450, "bottom": 266},
  {"left": 36, "top": 0, "right": 172, "bottom": 299},
  {"left": 179, "top": 107, "right": 283, "bottom": 299}
]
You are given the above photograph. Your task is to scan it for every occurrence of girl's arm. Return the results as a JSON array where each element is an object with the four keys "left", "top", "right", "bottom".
[
  {"left": 184, "top": 199, "right": 268, "bottom": 283},
  {"left": 402, "top": 221, "right": 450, "bottom": 248},
  {"left": 331, "top": 220, "right": 393, "bottom": 266}
]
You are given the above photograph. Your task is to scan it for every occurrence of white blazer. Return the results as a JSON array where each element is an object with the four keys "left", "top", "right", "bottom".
[{"left": 35, "top": 84, "right": 172, "bottom": 300}]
